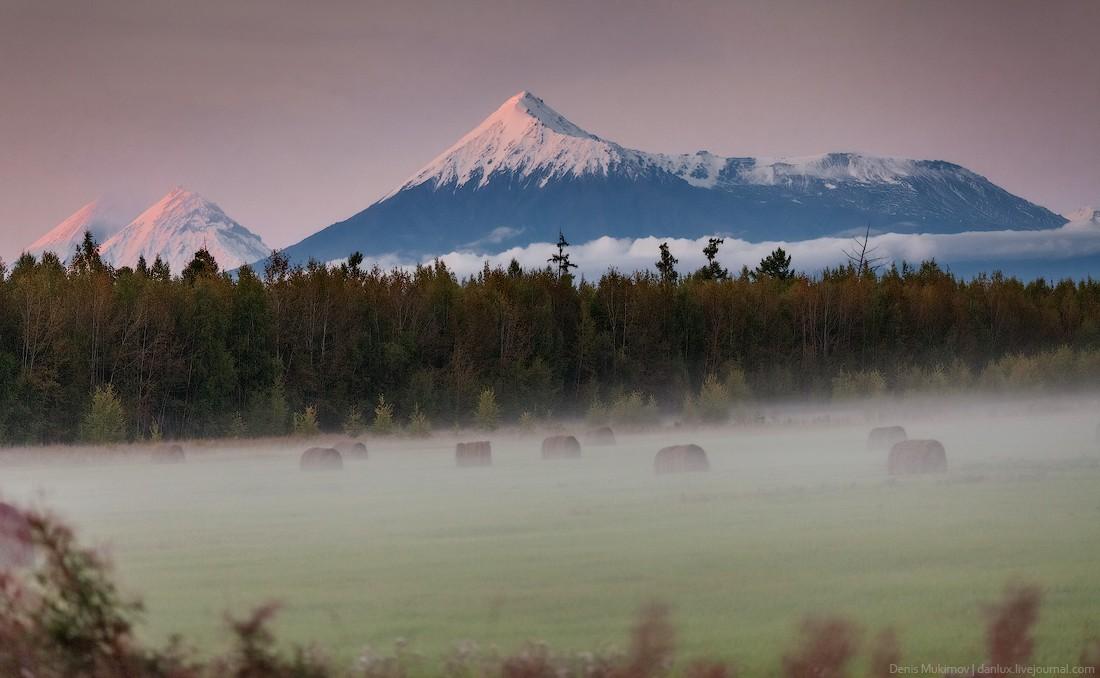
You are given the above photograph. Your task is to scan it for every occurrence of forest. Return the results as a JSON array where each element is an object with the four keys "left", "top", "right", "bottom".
[{"left": 2, "top": 233, "right": 1100, "bottom": 444}]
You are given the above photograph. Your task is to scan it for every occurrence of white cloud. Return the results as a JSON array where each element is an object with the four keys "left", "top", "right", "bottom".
[
  {"left": 460, "top": 226, "right": 525, "bottom": 249},
  {"left": 343, "top": 217, "right": 1100, "bottom": 280}
]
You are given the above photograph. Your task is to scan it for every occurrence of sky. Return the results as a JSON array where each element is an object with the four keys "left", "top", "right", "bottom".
[{"left": 1, "top": 0, "right": 1098, "bottom": 263}]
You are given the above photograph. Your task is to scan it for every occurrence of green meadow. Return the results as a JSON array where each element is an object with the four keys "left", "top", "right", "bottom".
[{"left": 2, "top": 399, "right": 1098, "bottom": 675}]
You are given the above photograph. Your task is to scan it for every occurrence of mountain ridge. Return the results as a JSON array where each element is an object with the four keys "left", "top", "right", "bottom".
[
  {"left": 25, "top": 188, "right": 270, "bottom": 275},
  {"left": 277, "top": 90, "right": 1066, "bottom": 265}
]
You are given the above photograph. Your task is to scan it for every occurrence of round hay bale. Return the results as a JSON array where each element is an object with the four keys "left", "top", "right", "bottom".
[
  {"left": 541, "top": 434, "right": 582, "bottom": 460},
  {"left": 585, "top": 426, "right": 617, "bottom": 446},
  {"left": 152, "top": 443, "right": 185, "bottom": 463},
  {"left": 866, "top": 426, "right": 907, "bottom": 451},
  {"left": 0, "top": 502, "right": 33, "bottom": 568},
  {"left": 456, "top": 441, "right": 492, "bottom": 467},
  {"left": 654, "top": 444, "right": 710, "bottom": 474},
  {"left": 300, "top": 447, "right": 343, "bottom": 471},
  {"left": 335, "top": 441, "right": 368, "bottom": 459},
  {"left": 888, "top": 439, "right": 947, "bottom": 475}
]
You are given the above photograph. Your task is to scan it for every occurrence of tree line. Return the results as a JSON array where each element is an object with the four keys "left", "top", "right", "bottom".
[{"left": 1, "top": 232, "right": 1099, "bottom": 444}]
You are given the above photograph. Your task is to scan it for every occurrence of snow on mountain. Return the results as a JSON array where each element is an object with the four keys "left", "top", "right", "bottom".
[
  {"left": 393, "top": 91, "right": 648, "bottom": 193},
  {"left": 275, "top": 90, "right": 1068, "bottom": 265},
  {"left": 25, "top": 197, "right": 135, "bottom": 261},
  {"left": 100, "top": 187, "right": 269, "bottom": 274},
  {"left": 398, "top": 92, "right": 979, "bottom": 193}
]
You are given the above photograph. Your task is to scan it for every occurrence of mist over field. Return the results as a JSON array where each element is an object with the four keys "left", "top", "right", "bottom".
[{"left": 2, "top": 392, "right": 1098, "bottom": 674}]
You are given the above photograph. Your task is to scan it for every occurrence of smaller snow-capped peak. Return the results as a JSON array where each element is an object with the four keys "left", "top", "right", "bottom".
[
  {"left": 25, "top": 197, "right": 135, "bottom": 260},
  {"left": 100, "top": 187, "right": 269, "bottom": 274},
  {"left": 396, "top": 90, "right": 644, "bottom": 192}
]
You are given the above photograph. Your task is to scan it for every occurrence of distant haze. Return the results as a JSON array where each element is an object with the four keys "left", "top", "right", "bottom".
[{"left": 1, "top": 0, "right": 1098, "bottom": 263}]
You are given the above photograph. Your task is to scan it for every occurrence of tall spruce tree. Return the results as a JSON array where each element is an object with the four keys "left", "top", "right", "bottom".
[
  {"left": 548, "top": 231, "right": 578, "bottom": 279},
  {"left": 698, "top": 237, "right": 728, "bottom": 280},
  {"left": 656, "top": 242, "right": 679, "bottom": 284}
]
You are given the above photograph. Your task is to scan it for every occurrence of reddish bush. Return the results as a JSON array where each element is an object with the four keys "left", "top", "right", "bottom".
[
  {"left": 1080, "top": 637, "right": 1100, "bottom": 674},
  {"left": 501, "top": 642, "right": 557, "bottom": 678},
  {"left": 0, "top": 501, "right": 33, "bottom": 567},
  {"left": 613, "top": 603, "right": 675, "bottom": 678},
  {"left": 868, "top": 629, "right": 900, "bottom": 678},
  {"left": 684, "top": 660, "right": 736, "bottom": 678},
  {"left": 781, "top": 617, "right": 859, "bottom": 678},
  {"left": 984, "top": 584, "right": 1041, "bottom": 672}
]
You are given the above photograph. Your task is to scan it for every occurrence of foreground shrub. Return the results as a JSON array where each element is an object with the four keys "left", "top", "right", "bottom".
[
  {"left": 608, "top": 391, "right": 659, "bottom": 429},
  {"left": 983, "top": 583, "right": 1041, "bottom": 672},
  {"left": 1081, "top": 637, "right": 1100, "bottom": 674},
  {"left": 831, "top": 369, "right": 887, "bottom": 401},
  {"left": 292, "top": 406, "right": 320, "bottom": 437},
  {"left": 695, "top": 375, "right": 731, "bottom": 423},
  {"left": 211, "top": 603, "right": 332, "bottom": 678},
  {"left": 518, "top": 410, "right": 536, "bottom": 433},
  {"left": 342, "top": 406, "right": 365, "bottom": 438},
  {"left": 474, "top": 388, "right": 500, "bottom": 431},
  {"left": 618, "top": 602, "right": 676, "bottom": 677},
  {"left": 585, "top": 397, "right": 609, "bottom": 426},
  {"left": 1, "top": 508, "right": 144, "bottom": 676},
  {"left": 868, "top": 629, "right": 900, "bottom": 678},
  {"left": 895, "top": 361, "right": 973, "bottom": 395},
  {"left": 149, "top": 419, "right": 164, "bottom": 443},
  {"left": 226, "top": 413, "right": 247, "bottom": 439},
  {"left": 781, "top": 617, "right": 859, "bottom": 678},
  {"left": 82, "top": 384, "right": 128, "bottom": 445},
  {"left": 372, "top": 395, "right": 396, "bottom": 435},
  {"left": 978, "top": 346, "right": 1100, "bottom": 393},
  {"left": 406, "top": 404, "right": 431, "bottom": 438}
]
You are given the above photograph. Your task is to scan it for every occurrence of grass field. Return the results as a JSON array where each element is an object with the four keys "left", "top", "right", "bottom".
[{"left": 2, "top": 397, "right": 1099, "bottom": 674}]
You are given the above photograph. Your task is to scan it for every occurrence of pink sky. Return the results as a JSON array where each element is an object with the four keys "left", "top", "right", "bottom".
[{"left": 1, "top": 0, "right": 1097, "bottom": 262}]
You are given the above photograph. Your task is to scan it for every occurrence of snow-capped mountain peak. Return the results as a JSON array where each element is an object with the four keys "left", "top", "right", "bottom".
[
  {"left": 397, "top": 90, "right": 634, "bottom": 192},
  {"left": 503, "top": 90, "right": 600, "bottom": 139},
  {"left": 395, "top": 91, "right": 980, "bottom": 198},
  {"left": 99, "top": 187, "right": 269, "bottom": 274}
]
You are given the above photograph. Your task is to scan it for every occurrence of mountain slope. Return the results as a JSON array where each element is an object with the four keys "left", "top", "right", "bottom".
[
  {"left": 100, "top": 187, "right": 269, "bottom": 274},
  {"left": 25, "top": 198, "right": 135, "bottom": 261},
  {"left": 279, "top": 91, "right": 1066, "bottom": 264}
]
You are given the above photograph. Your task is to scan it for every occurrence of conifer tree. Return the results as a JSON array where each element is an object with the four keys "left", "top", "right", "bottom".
[
  {"left": 656, "top": 242, "right": 679, "bottom": 284},
  {"left": 548, "top": 231, "right": 578, "bottom": 279},
  {"left": 752, "top": 247, "right": 794, "bottom": 281},
  {"left": 699, "top": 237, "right": 728, "bottom": 280}
]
